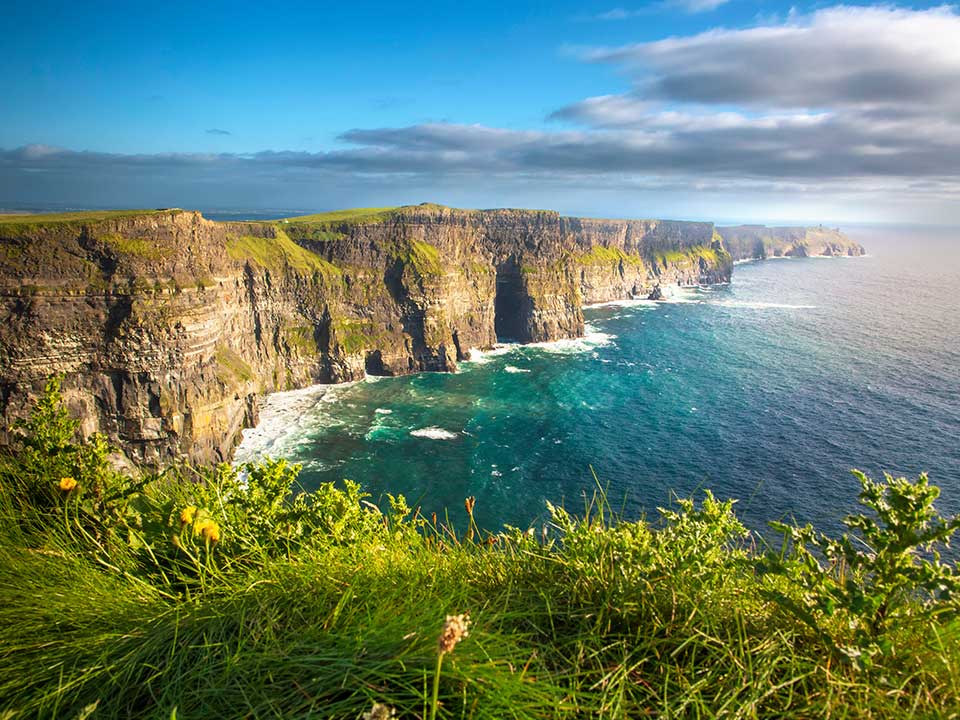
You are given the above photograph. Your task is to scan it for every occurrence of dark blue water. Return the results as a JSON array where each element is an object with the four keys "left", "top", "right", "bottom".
[{"left": 236, "top": 226, "right": 960, "bottom": 536}]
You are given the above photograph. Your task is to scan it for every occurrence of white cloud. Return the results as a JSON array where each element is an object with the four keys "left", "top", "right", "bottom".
[
  {"left": 582, "top": 5, "right": 960, "bottom": 110},
  {"left": 5, "top": 6, "right": 960, "bottom": 222}
]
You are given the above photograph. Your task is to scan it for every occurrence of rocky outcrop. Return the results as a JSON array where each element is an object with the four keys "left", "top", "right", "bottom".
[
  {"left": 563, "top": 218, "right": 731, "bottom": 304},
  {"left": 717, "top": 225, "right": 865, "bottom": 261},
  {"left": 0, "top": 204, "right": 732, "bottom": 465}
]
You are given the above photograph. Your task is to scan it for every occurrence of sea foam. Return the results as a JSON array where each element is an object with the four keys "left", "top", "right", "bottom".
[
  {"left": 233, "top": 381, "right": 359, "bottom": 463},
  {"left": 410, "top": 427, "right": 460, "bottom": 440},
  {"left": 526, "top": 324, "right": 616, "bottom": 355}
]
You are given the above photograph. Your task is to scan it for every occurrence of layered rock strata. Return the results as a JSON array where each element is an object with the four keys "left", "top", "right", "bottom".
[{"left": 0, "top": 204, "right": 732, "bottom": 464}]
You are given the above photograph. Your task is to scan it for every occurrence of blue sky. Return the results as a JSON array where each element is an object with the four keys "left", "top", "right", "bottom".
[{"left": 2, "top": 1, "right": 959, "bottom": 224}]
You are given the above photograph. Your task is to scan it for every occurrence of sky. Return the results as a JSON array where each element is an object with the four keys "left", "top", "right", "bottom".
[{"left": 2, "top": 0, "right": 960, "bottom": 224}]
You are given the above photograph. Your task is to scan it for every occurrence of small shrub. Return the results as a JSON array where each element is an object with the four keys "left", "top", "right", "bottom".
[{"left": 764, "top": 470, "right": 960, "bottom": 666}]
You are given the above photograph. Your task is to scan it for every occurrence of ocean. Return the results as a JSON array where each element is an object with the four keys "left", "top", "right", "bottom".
[{"left": 234, "top": 226, "right": 960, "bottom": 536}]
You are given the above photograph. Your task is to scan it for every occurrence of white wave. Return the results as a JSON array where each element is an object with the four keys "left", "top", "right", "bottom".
[
  {"left": 463, "top": 344, "right": 518, "bottom": 364},
  {"left": 584, "top": 297, "right": 654, "bottom": 309},
  {"left": 410, "top": 426, "right": 460, "bottom": 440},
  {"left": 663, "top": 286, "right": 704, "bottom": 303},
  {"left": 504, "top": 365, "right": 531, "bottom": 373},
  {"left": 374, "top": 407, "right": 393, "bottom": 415},
  {"left": 365, "top": 424, "right": 398, "bottom": 442},
  {"left": 526, "top": 324, "right": 616, "bottom": 355},
  {"left": 233, "top": 380, "right": 360, "bottom": 463}
]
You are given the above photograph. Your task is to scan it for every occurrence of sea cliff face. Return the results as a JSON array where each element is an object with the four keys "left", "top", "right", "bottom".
[
  {"left": 0, "top": 205, "right": 731, "bottom": 465},
  {"left": 717, "top": 225, "right": 865, "bottom": 260}
]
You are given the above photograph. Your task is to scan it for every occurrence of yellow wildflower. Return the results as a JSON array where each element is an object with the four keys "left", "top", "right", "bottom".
[
  {"left": 437, "top": 613, "right": 470, "bottom": 654},
  {"left": 195, "top": 519, "right": 221, "bottom": 543},
  {"left": 179, "top": 506, "right": 197, "bottom": 524},
  {"left": 59, "top": 477, "right": 77, "bottom": 492}
]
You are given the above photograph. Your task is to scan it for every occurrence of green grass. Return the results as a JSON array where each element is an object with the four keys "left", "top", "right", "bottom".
[
  {"left": 279, "top": 208, "right": 400, "bottom": 244},
  {"left": 575, "top": 246, "right": 645, "bottom": 267},
  {"left": 283, "top": 325, "right": 319, "bottom": 354},
  {"left": 405, "top": 240, "right": 443, "bottom": 277},
  {"left": 282, "top": 207, "right": 399, "bottom": 224},
  {"left": 98, "top": 232, "right": 166, "bottom": 261},
  {"left": 0, "top": 381, "right": 958, "bottom": 719},
  {"left": 654, "top": 244, "right": 726, "bottom": 266},
  {"left": 0, "top": 209, "right": 179, "bottom": 226},
  {"left": 331, "top": 318, "right": 388, "bottom": 354},
  {"left": 225, "top": 229, "right": 342, "bottom": 279},
  {"left": 214, "top": 345, "right": 254, "bottom": 387}
]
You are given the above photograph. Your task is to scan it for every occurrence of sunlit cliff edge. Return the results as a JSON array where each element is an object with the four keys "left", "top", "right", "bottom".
[{"left": 0, "top": 204, "right": 859, "bottom": 465}]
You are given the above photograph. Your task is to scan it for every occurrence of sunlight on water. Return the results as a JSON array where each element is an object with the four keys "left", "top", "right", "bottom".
[{"left": 236, "top": 227, "right": 960, "bottom": 534}]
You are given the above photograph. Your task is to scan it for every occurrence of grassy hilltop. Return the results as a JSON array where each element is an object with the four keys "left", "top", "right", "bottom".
[{"left": 1, "top": 385, "right": 959, "bottom": 718}]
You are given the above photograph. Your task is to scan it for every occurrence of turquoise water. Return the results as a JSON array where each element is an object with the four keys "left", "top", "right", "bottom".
[{"left": 236, "top": 227, "right": 960, "bottom": 535}]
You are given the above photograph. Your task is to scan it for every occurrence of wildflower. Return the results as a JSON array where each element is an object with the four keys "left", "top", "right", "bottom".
[
  {"left": 180, "top": 506, "right": 197, "bottom": 524},
  {"left": 437, "top": 613, "right": 471, "bottom": 654},
  {"left": 195, "top": 519, "right": 221, "bottom": 543},
  {"left": 59, "top": 476, "right": 77, "bottom": 491},
  {"left": 464, "top": 496, "right": 476, "bottom": 515},
  {"left": 362, "top": 703, "right": 396, "bottom": 720}
]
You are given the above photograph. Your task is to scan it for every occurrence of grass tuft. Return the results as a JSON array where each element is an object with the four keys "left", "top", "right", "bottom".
[
  {"left": 225, "top": 229, "right": 342, "bottom": 280},
  {"left": 282, "top": 207, "right": 399, "bottom": 224}
]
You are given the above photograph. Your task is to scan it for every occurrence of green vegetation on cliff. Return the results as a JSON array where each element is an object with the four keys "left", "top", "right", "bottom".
[
  {"left": 654, "top": 244, "right": 723, "bottom": 266},
  {"left": 97, "top": 232, "right": 167, "bottom": 261},
  {"left": 283, "top": 207, "right": 399, "bottom": 225},
  {"left": 1, "top": 381, "right": 958, "bottom": 719},
  {"left": 225, "top": 229, "right": 342, "bottom": 279},
  {"left": 331, "top": 318, "right": 389, "bottom": 355},
  {"left": 214, "top": 345, "right": 254, "bottom": 388},
  {"left": 573, "top": 243, "right": 731, "bottom": 271},
  {"left": 575, "top": 246, "right": 645, "bottom": 267},
  {"left": 0, "top": 209, "right": 178, "bottom": 227},
  {"left": 279, "top": 208, "right": 400, "bottom": 244},
  {"left": 405, "top": 240, "right": 444, "bottom": 277}
]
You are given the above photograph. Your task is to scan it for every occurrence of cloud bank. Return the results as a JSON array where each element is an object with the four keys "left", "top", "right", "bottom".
[{"left": 4, "top": 5, "right": 960, "bottom": 222}]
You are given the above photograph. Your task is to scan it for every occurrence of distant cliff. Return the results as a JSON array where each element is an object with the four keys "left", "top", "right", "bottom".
[
  {"left": 0, "top": 204, "right": 731, "bottom": 464},
  {"left": 717, "top": 225, "right": 865, "bottom": 261}
]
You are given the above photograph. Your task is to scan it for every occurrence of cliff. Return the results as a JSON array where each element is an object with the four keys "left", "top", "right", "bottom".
[
  {"left": 0, "top": 205, "right": 731, "bottom": 465},
  {"left": 717, "top": 225, "right": 865, "bottom": 261}
]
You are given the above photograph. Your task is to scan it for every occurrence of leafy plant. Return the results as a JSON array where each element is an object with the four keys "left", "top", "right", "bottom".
[{"left": 764, "top": 470, "right": 960, "bottom": 665}]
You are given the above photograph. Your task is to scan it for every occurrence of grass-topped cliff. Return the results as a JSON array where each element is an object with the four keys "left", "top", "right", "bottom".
[
  {"left": 0, "top": 204, "right": 735, "bottom": 466},
  {"left": 1, "top": 381, "right": 958, "bottom": 718},
  {"left": 717, "top": 225, "right": 865, "bottom": 261}
]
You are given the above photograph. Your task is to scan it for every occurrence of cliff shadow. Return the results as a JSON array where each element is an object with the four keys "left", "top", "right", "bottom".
[{"left": 494, "top": 260, "right": 529, "bottom": 343}]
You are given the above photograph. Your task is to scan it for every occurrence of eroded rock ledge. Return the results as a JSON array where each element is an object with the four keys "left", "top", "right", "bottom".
[{"left": 0, "top": 204, "right": 738, "bottom": 464}]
